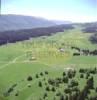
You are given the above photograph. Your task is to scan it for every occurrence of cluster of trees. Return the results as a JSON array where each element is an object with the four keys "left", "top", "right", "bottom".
[
  {"left": 3, "top": 70, "right": 49, "bottom": 97},
  {"left": 3, "top": 67, "right": 97, "bottom": 100},
  {"left": 3, "top": 84, "right": 17, "bottom": 97},
  {"left": 71, "top": 46, "right": 97, "bottom": 56},
  {"left": 0, "top": 24, "right": 74, "bottom": 45},
  {"left": 38, "top": 68, "right": 97, "bottom": 100}
]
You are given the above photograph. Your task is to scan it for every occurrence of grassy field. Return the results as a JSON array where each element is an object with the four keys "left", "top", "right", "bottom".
[{"left": 0, "top": 28, "right": 97, "bottom": 100}]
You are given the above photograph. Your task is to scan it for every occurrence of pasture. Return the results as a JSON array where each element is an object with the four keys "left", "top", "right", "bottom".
[{"left": 0, "top": 28, "right": 97, "bottom": 100}]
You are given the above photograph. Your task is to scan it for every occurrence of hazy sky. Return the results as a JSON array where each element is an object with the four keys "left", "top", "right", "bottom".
[{"left": 1, "top": 0, "right": 97, "bottom": 22}]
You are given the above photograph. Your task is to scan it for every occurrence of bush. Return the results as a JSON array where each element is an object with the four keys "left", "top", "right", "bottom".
[
  {"left": 51, "top": 87, "right": 56, "bottom": 92},
  {"left": 40, "top": 72, "right": 43, "bottom": 76},
  {"left": 63, "top": 76, "right": 68, "bottom": 83},
  {"left": 67, "top": 70, "right": 76, "bottom": 78},
  {"left": 45, "top": 86, "right": 50, "bottom": 91},
  {"left": 45, "top": 71, "right": 48, "bottom": 75},
  {"left": 56, "top": 91, "right": 61, "bottom": 96},
  {"left": 15, "top": 93, "right": 19, "bottom": 96},
  {"left": 48, "top": 78, "right": 55, "bottom": 86},
  {"left": 36, "top": 74, "right": 39, "bottom": 78},
  {"left": 79, "top": 68, "right": 86, "bottom": 73},
  {"left": 69, "top": 80, "right": 79, "bottom": 87},
  {"left": 86, "top": 73, "right": 90, "bottom": 79},
  {"left": 63, "top": 71, "right": 66, "bottom": 76},
  {"left": 27, "top": 76, "right": 33, "bottom": 81},
  {"left": 43, "top": 92, "right": 48, "bottom": 99},
  {"left": 64, "top": 88, "right": 71, "bottom": 94},
  {"left": 56, "top": 77, "right": 62, "bottom": 84},
  {"left": 38, "top": 81, "right": 42, "bottom": 87},
  {"left": 80, "top": 74, "right": 84, "bottom": 78}
]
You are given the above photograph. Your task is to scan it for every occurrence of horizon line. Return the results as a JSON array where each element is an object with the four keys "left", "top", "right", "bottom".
[{"left": 1, "top": 13, "right": 97, "bottom": 23}]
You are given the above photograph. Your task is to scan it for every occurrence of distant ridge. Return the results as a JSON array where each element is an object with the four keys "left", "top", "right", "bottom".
[{"left": 0, "top": 14, "right": 56, "bottom": 32}]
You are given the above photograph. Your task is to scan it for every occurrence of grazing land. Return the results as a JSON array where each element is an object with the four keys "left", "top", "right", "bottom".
[{"left": 0, "top": 27, "right": 97, "bottom": 100}]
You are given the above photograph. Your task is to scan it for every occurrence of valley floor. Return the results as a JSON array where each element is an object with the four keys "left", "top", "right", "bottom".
[{"left": 0, "top": 29, "right": 97, "bottom": 100}]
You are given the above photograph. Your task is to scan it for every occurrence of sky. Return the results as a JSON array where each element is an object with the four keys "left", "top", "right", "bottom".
[{"left": 1, "top": 0, "right": 97, "bottom": 22}]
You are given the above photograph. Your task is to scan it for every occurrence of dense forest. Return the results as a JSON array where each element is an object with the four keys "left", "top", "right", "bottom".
[
  {"left": 81, "top": 22, "right": 97, "bottom": 44},
  {"left": 0, "top": 24, "right": 74, "bottom": 45},
  {"left": 82, "top": 22, "right": 97, "bottom": 33},
  {"left": 0, "top": 22, "right": 97, "bottom": 45}
]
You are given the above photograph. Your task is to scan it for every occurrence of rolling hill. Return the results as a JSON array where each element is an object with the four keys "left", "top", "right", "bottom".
[
  {"left": 0, "top": 27, "right": 97, "bottom": 100},
  {"left": 0, "top": 14, "right": 56, "bottom": 32}
]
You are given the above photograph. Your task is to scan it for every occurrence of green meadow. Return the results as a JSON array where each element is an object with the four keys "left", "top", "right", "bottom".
[{"left": 0, "top": 28, "right": 97, "bottom": 100}]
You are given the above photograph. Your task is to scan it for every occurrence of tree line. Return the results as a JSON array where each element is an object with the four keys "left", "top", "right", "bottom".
[{"left": 0, "top": 24, "right": 74, "bottom": 45}]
